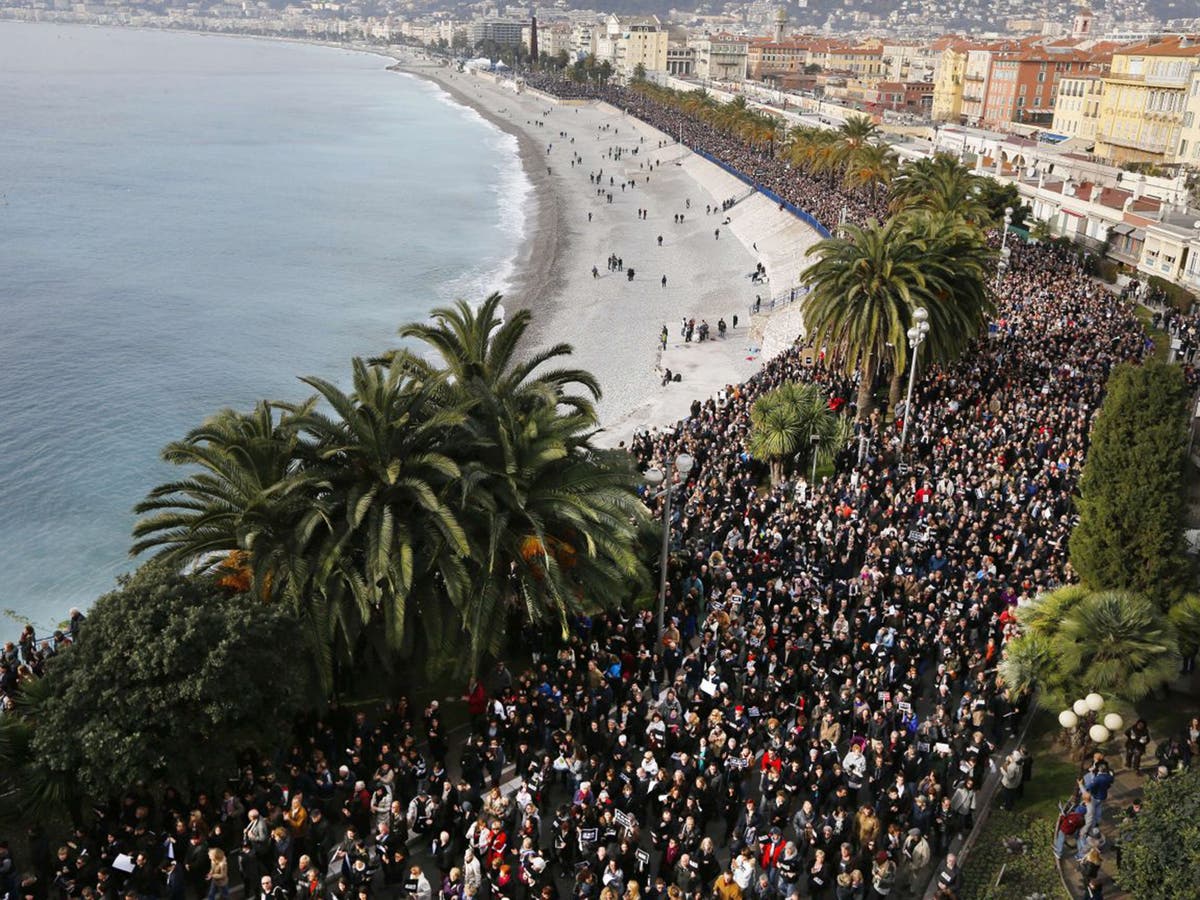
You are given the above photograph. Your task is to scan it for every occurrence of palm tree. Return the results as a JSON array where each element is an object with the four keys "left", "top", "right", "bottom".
[
  {"left": 1003, "top": 587, "right": 1179, "bottom": 706},
  {"left": 842, "top": 142, "right": 898, "bottom": 206},
  {"left": 294, "top": 356, "right": 471, "bottom": 669},
  {"left": 890, "top": 153, "right": 990, "bottom": 223},
  {"left": 786, "top": 126, "right": 841, "bottom": 183},
  {"left": 801, "top": 218, "right": 930, "bottom": 420},
  {"left": 836, "top": 115, "right": 880, "bottom": 157},
  {"left": 747, "top": 382, "right": 846, "bottom": 484},
  {"left": 882, "top": 211, "right": 995, "bottom": 409},
  {"left": 131, "top": 399, "right": 321, "bottom": 604},
  {"left": 397, "top": 294, "right": 649, "bottom": 671}
]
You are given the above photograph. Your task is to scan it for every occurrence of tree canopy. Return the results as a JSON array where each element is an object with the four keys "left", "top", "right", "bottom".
[
  {"left": 1119, "top": 768, "right": 1200, "bottom": 899},
  {"left": 26, "top": 565, "right": 316, "bottom": 803},
  {"left": 747, "top": 382, "right": 848, "bottom": 485},
  {"left": 999, "top": 586, "right": 1179, "bottom": 706},
  {"left": 1069, "top": 361, "right": 1191, "bottom": 603},
  {"left": 133, "top": 295, "right": 650, "bottom": 680}
]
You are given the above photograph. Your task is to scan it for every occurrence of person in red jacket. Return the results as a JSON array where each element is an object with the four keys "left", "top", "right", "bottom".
[
  {"left": 464, "top": 677, "right": 487, "bottom": 731},
  {"left": 760, "top": 828, "right": 785, "bottom": 878}
]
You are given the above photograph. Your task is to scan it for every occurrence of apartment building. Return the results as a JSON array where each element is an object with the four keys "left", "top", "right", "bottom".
[
  {"left": 982, "top": 47, "right": 1111, "bottom": 128},
  {"left": 1094, "top": 35, "right": 1200, "bottom": 166},
  {"left": 691, "top": 33, "right": 749, "bottom": 83},
  {"left": 931, "top": 37, "right": 972, "bottom": 122},
  {"left": 1051, "top": 73, "right": 1105, "bottom": 143}
]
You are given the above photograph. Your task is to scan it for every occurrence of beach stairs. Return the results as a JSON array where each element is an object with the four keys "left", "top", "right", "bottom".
[{"left": 727, "top": 186, "right": 758, "bottom": 208}]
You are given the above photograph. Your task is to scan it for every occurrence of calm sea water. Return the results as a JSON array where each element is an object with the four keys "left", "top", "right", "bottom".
[{"left": 0, "top": 23, "right": 528, "bottom": 631}]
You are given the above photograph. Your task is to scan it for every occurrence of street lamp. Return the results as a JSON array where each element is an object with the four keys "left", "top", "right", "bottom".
[
  {"left": 643, "top": 452, "right": 694, "bottom": 644},
  {"left": 899, "top": 307, "right": 930, "bottom": 454},
  {"left": 809, "top": 431, "right": 820, "bottom": 485},
  {"left": 995, "top": 206, "right": 1014, "bottom": 290},
  {"left": 1059, "top": 694, "right": 1120, "bottom": 748}
]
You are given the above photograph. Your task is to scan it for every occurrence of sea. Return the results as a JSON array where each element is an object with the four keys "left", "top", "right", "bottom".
[{"left": 0, "top": 22, "right": 530, "bottom": 633}]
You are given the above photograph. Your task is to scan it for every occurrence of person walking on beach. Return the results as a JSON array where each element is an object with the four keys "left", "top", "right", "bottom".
[
  {"left": 714, "top": 229, "right": 720, "bottom": 241},
  {"left": 592, "top": 266, "right": 599, "bottom": 279},
  {"left": 660, "top": 326, "right": 668, "bottom": 350},
  {"left": 657, "top": 235, "right": 663, "bottom": 247},
  {"left": 661, "top": 275, "right": 667, "bottom": 288}
]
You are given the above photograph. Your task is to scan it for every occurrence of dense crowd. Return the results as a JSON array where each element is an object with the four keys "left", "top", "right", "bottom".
[
  {"left": 520, "top": 77, "right": 887, "bottom": 234},
  {"left": 0, "top": 73, "right": 1192, "bottom": 900}
]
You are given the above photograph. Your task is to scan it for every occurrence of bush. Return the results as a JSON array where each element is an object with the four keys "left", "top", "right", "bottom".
[
  {"left": 1147, "top": 275, "right": 1197, "bottom": 313},
  {"left": 1070, "top": 361, "right": 1191, "bottom": 604},
  {"left": 1118, "top": 768, "right": 1200, "bottom": 899},
  {"left": 1095, "top": 258, "right": 1119, "bottom": 283},
  {"left": 26, "top": 564, "right": 318, "bottom": 801}
]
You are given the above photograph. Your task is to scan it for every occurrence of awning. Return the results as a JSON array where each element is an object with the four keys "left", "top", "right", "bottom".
[
  {"left": 1131, "top": 228, "right": 1146, "bottom": 241},
  {"left": 1111, "top": 223, "right": 1134, "bottom": 235},
  {"left": 1062, "top": 209, "right": 1085, "bottom": 218}
]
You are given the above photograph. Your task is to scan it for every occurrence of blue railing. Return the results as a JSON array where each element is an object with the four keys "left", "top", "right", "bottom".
[{"left": 691, "top": 148, "right": 833, "bottom": 239}]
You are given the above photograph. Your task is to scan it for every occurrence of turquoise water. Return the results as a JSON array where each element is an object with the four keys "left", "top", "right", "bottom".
[{"left": 0, "top": 23, "right": 527, "bottom": 631}]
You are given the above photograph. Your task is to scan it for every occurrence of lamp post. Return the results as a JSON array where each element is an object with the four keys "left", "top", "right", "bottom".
[
  {"left": 1059, "top": 693, "right": 1121, "bottom": 750},
  {"left": 995, "top": 206, "right": 1013, "bottom": 290},
  {"left": 899, "top": 307, "right": 930, "bottom": 455},
  {"left": 643, "top": 452, "right": 694, "bottom": 645},
  {"left": 810, "top": 431, "right": 820, "bottom": 485}
]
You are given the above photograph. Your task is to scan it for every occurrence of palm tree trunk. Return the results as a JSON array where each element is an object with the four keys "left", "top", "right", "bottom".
[
  {"left": 856, "top": 354, "right": 876, "bottom": 422},
  {"left": 888, "top": 367, "right": 903, "bottom": 417}
]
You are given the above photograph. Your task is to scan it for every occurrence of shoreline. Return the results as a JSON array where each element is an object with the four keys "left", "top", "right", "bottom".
[
  {"left": 3, "top": 19, "right": 823, "bottom": 447},
  {"left": 390, "top": 61, "right": 566, "bottom": 323},
  {"left": 390, "top": 61, "right": 827, "bottom": 445}
]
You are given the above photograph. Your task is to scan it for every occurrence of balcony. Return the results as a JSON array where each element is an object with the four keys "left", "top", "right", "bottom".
[
  {"left": 964, "top": 72, "right": 984, "bottom": 82},
  {"left": 1095, "top": 131, "right": 1169, "bottom": 153},
  {"left": 1107, "top": 71, "right": 1191, "bottom": 87}
]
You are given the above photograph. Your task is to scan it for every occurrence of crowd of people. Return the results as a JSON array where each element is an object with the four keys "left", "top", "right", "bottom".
[
  {"left": 520, "top": 77, "right": 886, "bottom": 235},
  {"left": 1, "top": 73, "right": 1196, "bottom": 900}
]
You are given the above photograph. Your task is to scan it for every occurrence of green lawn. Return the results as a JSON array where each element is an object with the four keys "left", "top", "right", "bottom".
[
  {"left": 961, "top": 711, "right": 1074, "bottom": 899},
  {"left": 1134, "top": 306, "right": 1170, "bottom": 363},
  {"left": 962, "top": 690, "right": 1200, "bottom": 900}
]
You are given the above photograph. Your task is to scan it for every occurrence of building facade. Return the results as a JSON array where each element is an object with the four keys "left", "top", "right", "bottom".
[
  {"left": 1052, "top": 73, "right": 1105, "bottom": 143},
  {"left": 1094, "top": 36, "right": 1200, "bottom": 166}
]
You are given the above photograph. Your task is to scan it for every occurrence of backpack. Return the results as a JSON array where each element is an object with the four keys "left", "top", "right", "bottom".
[{"left": 1058, "top": 811, "right": 1085, "bottom": 835}]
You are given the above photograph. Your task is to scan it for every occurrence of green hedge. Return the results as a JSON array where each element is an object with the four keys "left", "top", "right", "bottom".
[{"left": 1148, "top": 275, "right": 1197, "bottom": 313}]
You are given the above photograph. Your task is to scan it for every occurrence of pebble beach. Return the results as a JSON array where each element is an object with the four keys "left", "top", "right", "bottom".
[{"left": 397, "top": 59, "right": 827, "bottom": 446}]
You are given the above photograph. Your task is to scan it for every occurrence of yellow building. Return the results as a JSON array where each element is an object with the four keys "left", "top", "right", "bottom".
[
  {"left": 1051, "top": 73, "right": 1106, "bottom": 143},
  {"left": 1180, "top": 67, "right": 1200, "bottom": 164},
  {"left": 931, "top": 40, "right": 971, "bottom": 122},
  {"left": 1094, "top": 35, "right": 1200, "bottom": 166},
  {"left": 617, "top": 16, "right": 669, "bottom": 79}
]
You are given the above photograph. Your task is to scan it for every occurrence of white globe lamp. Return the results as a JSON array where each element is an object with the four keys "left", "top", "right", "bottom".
[
  {"left": 1104, "top": 713, "right": 1124, "bottom": 733},
  {"left": 1089, "top": 724, "right": 1111, "bottom": 743},
  {"left": 1085, "top": 693, "right": 1105, "bottom": 712},
  {"left": 1073, "top": 698, "right": 1089, "bottom": 717},
  {"left": 1058, "top": 710, "right": 1079, "bottom": 729}
]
